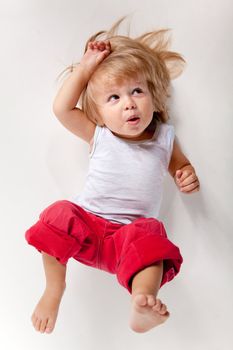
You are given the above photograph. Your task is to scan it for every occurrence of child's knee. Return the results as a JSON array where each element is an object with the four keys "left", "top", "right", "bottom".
[
  {"left": 25, "top": 200, "right": 83, "bottom": 263},
  {"left": 39, "top": 200, "right": 72, "bottom": 224},
  {"left": 39, "top": 200, "right": 65, "bottom": 220},
  {"left": 25, "top": 200, "right": 74, "bottom": 247}
]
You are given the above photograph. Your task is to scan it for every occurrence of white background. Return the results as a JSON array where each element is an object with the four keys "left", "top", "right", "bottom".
[{"left": 0, "top": 0, "right": 232, "bottom": 349}]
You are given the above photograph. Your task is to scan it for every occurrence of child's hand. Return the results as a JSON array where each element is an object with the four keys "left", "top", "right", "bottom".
[
  {"left": 174, "top": 165, "right": 200, "bottom": 194},
  {"left": 80, "top": 40, "right": 111, "bottom": 73}
]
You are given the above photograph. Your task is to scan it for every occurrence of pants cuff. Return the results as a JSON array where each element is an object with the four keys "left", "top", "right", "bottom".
[
  {"left": 116, "top": 234, "right": 183, "bottom": 294},
  {"left": 25, "top": 220, "right": 81, "bottom": 265}
]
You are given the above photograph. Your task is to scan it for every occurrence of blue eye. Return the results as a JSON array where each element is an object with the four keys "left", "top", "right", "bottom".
[{"left": 108, "top": 94, "right": 119, "bottom": 102}]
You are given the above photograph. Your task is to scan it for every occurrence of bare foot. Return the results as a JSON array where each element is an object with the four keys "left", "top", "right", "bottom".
[
  {"left": 31, "top": 284, "right": 65, "bottom": 334},
  {"left": 129, "top": 294, "right": 169, "bottom": 333}
]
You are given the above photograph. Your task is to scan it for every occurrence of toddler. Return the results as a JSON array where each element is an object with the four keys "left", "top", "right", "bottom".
[{"left": 25, "top": 17, "right": 200, "bottom": 334}]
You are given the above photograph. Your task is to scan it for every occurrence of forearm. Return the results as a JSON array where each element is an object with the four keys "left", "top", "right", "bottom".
[
  {"left": 53, "top": 40, "right": 111, "bottom": 116},
  {"left": 168, "top": 139, "right": 199, "bottom": 193},
  {"left": 53, "top": 64, "right": 93, "bottom": 115},
  {"left": 168, "top": 138, "right": 192, "bottom": 178}
]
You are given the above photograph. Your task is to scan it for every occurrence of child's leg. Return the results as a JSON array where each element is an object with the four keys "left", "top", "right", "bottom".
[
  {"left": 129, "top": 261, "right": 169, "bottom": 333},
  {"left": 31, "top": 252, "right": 66, "bottom": 334}
]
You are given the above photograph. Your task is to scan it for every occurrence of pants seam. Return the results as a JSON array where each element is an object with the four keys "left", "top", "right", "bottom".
[{"left": 97, "top": 221, "right": 108, "bottom": 269}]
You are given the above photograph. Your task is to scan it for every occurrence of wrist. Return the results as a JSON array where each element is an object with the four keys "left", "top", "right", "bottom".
[
  {"left": 73, "top": 62, "right": 95, "bottom": 80},
  {"left": 179, "top": 163, "right": 192, "bottom": 171}
]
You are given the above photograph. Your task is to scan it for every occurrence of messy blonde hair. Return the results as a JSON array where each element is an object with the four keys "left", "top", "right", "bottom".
[{"left": 57, "top": 17, "right": 185, "bottom": 128}]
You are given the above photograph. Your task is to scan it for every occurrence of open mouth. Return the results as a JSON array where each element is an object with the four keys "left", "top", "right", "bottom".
[
  {"left": 127, "top": 116, "right": 140, "bottom": 124},
  {"left": 128, "top": 117, "right": 139, "bottom": 121}
]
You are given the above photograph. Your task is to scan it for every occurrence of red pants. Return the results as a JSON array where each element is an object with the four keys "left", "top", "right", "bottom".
[{"left": 25, "top": 200, "right": 183, "bottom": 293}]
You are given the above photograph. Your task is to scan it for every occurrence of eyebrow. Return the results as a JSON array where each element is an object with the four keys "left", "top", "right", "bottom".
[{"left": 105, "top": 81, "right": 144, "bottom": 93}]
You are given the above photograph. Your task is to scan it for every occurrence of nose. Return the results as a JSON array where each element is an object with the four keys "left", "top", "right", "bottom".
[{"left": 124, "top": 95, "right": 136, "bottom": 110}]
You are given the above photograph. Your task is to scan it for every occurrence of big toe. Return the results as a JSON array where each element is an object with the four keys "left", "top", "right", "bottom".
[
  {"left": 134, "top": 294, "right": 147, "bottom": 306},
  {"left": 45, "top": 319, "right": 55, "bottom": 333}
]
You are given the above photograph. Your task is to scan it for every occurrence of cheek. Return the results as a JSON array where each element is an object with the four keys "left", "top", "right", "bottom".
[
  {"left": 101, "top": 106, "right": 118, "bottom": 120},
  {"left": 144, "top": 101, "right": 154, "bottom": 116},
  {"left": 141, "top": 96, "right": 154, "bottom": 111}
]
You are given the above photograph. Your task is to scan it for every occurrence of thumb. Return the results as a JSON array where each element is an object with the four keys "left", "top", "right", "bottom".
[{"left": 175, "top": 169, "right": 183, "bottom": 181}]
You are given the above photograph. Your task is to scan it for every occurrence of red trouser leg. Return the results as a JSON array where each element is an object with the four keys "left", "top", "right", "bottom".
[
  {"left": 99, "top": 217, "right": 183, "bottom": 294},
  {"left": 25, "top": 200, "right": 99, "bottom": 265}
]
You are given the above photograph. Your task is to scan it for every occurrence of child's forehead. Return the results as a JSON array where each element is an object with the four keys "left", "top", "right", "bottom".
[{"left": 96, "top": 74, "right": 146, "bottom": 91}]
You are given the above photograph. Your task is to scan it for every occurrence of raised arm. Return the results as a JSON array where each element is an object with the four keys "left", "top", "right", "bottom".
[
  {"left": 168, "top": 138, "right": 200, "bottom": 194},
  {"left": 53, "top": 40, "right": 111, "bottom": 143}
]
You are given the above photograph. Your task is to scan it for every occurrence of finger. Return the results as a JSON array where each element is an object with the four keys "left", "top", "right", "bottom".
[
  {"left": 180, "top": 181, "right": 200, "bottom": 193},
  {"left": 95, "top": 41, "right": 109, "bottom": 51},
  {"left": 180, "top": 181, "right": 199, "bottom": 192},
  {"left": 179, "top": 174, "right": 198, "bottom": 187},
  {"left": 104, "top": 40, "right": 111, "bottom": 50},
  {"left": 100, "top": 42, "right": 111, "bottom": 53},
  {"left": 93, "top": 43, "right": 99, "bottom": 50},
  {"left": 92, "top": 41, "right": 101, "bottom": 49},
  {"left": 184, "top": 184, "right": 200, "bottom": 194},
  {"left": 177, "top": 170, "right": 194, "bottom": 183},
  {"left": 96, "top": 41, "right": 106, "bottom": 51},
  {"left": 175, "top": 169, "right": 183, "bottom": 180},
  {"left": 87, "top": 42, "right": 94, "bottom": 50},
  {"left": 95, "top": 51, "right": 111, "bottom": 64}
]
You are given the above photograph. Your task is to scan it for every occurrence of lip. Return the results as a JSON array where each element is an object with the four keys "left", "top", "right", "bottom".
[
  {"left": 127, "top": 117, "right": 140, "bottom": 125},
  {"left": 126, "top": 114, "right": 140, "bottom": 122},
  {"left": 126, "top": 115, "right": 139, "bottom": 121}
]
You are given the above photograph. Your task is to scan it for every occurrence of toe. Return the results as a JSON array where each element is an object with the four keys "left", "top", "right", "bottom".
[
  {"left": 31, "top": 313, "right": 36, "bottom": 325},
  {"left": 35, "top": 318, "right": 42, "bottom": 332},
  {"left": 152, "top": 301, "right": 169, "bottom": 316},
  {"left": 147, "top": 295, "right": 156, "bottom": 307},
  {"left": 159, "top": 303, "right": 168, "bottom": 315},
  {"left": 31, "top": 317, "right": 35, "bottom": 328},
  {"left": 134, "top": 294, "right": 147, "bottom": 306},
  {"left": 45, "top": 319, "right": 54, "bottom": 333},
  {"left": 152, "top": 299, "right": 162, "bottom": 311},
  {"left": 40, "top": 318, "right": 48, "bottom": 333}
]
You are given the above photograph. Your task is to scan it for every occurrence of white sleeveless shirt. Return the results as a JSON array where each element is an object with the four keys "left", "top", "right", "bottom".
[{"left": 69, "top": 122, "right": 174, "bottom": 224}]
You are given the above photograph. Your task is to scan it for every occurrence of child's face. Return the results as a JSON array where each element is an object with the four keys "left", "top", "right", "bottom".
[{"left": 93, "top": 75, "right": 155, "bottom": 141}]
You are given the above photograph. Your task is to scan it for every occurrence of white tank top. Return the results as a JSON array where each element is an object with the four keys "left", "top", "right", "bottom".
[{"left": 69, "top": 122, "right": 174, "bottom": 224}]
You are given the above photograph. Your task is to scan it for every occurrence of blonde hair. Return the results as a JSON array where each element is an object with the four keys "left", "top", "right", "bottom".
[{"left": 57, "top": 17, "right": 186, "bottom": 127}]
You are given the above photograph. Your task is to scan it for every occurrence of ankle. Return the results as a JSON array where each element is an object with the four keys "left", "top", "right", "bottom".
[
  {"left": 131, "top": 287, "right": 157, "bottom": 299},
  {"left": 45, "top": 281, "right": 66, "bottom": 295}
]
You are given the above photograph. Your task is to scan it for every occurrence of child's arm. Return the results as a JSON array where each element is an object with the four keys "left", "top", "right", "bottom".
[
  {"left": 168, "top": 138, "right": 200, "bottom": 194},
  {"left": 53, "top": 40, "right": 111, "bottom": 143}
]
